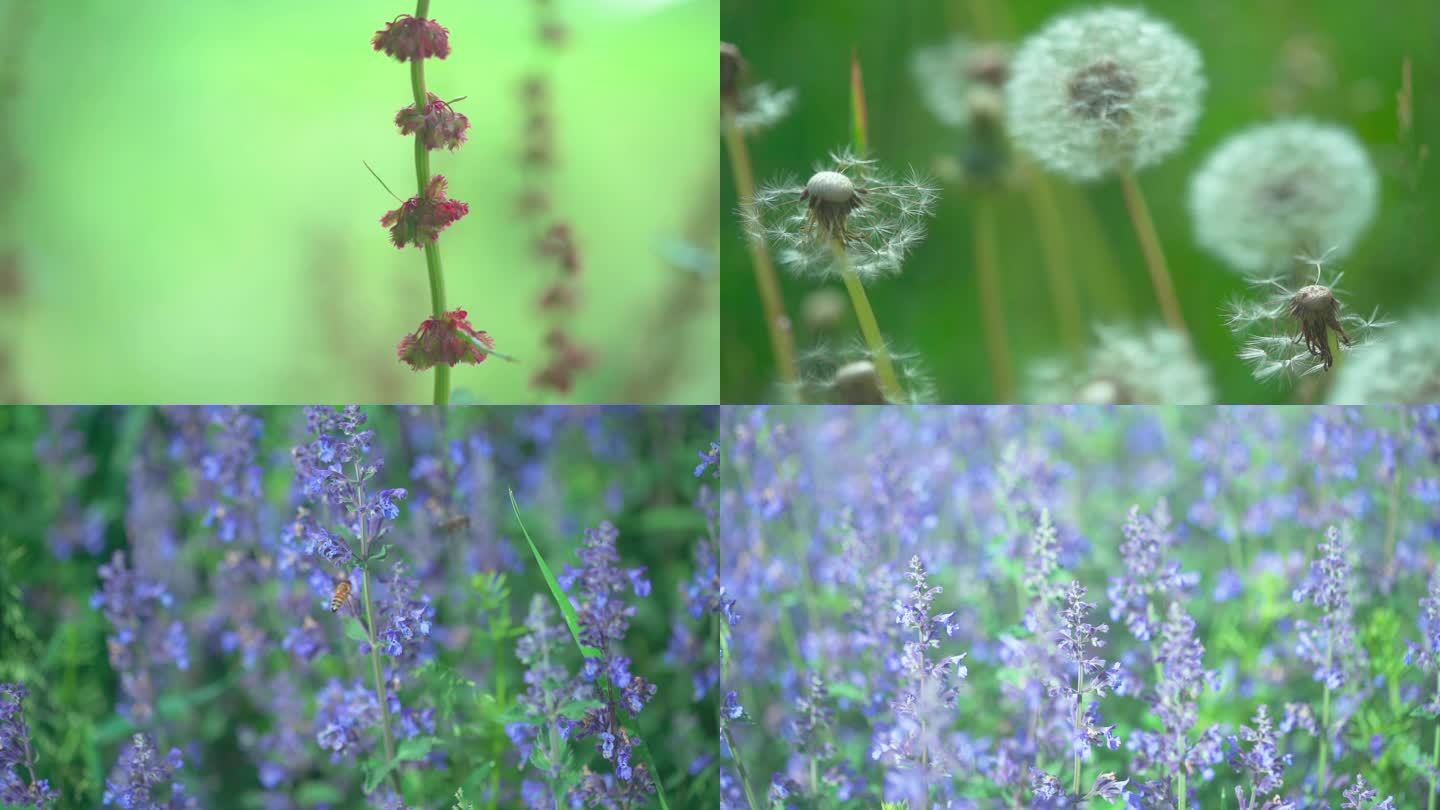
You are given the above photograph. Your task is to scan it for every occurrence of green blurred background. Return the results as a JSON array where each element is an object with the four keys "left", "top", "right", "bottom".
[
  {"left": 721, "top": 0, "right": 1440, "bottom": 403},
  {"left": 0, "top": 0, "right": 717, "bottom": 404}
]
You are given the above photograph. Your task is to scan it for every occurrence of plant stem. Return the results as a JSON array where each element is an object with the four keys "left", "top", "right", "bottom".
[
  {"left": 355, "top": 465, "right": 401, "bottom": 796},
  {"left": 722, "top": 726, "right": 764, "bottom": 810},
  {"left": 1430, "top": 671, "right": 1439, "bottom": 810},
  {"left": 1073, "top": 669, "right": 1084, "bottom": 799},
  {"left": 1177, "top": 769, "right": 1186, "bottom": 810},
  {"left": 409, "top": 0, "right": 450, "bottom": 405},
  {"left": 832, "top": 239, "right": 903, "bottom": 400},
  {"left": 1119, "top": 172, "right": 1188, "bottom": 341},
  {"left": 1318, "top": 637, "right": 1332, "bottom": 795},
  {"left": 1022, "top": 167, "right": 1085, "bottom": 355},
  {"left": 723, "top": 116, "right": 799, "bottom": 392},
  {"left": 974, "top": 196, "right": 1014, "bottom": 401}
]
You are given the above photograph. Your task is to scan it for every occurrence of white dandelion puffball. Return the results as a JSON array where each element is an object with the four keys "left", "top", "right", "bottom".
[
  {"left": 1189, "top": 121, "right": 1378, "bottom": 276},
  {"left": 1025, "top": 324, "right": 1214, "bottom": 404},
  {"left": 1328, "top": 315, "right": 1440, "bottom": 403},
  {"left": 1005, "top": 7, "right": 1205, "bottom": 180}
]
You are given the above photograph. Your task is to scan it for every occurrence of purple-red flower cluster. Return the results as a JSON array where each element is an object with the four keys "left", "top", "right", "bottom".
[
  {"left": 380, "top": 175, "right": 469, "bottom": 250},
  {"left": 396, "top": 308, "right": 496, "bottom": 371},
  {"left": 395, "top": 92, "right": 470, "bottom": 151},
  {"left": 372, "top": 15, "right": 451, "bottom": 62}
]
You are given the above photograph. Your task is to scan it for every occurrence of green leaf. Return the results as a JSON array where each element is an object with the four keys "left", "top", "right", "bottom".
[
  {"left": 295, "top": 781, "right": 344, "bottom": 806},
  {"left": 509, "top": 489, "right": 600, "bottom": 658},
  {"left": 395, "top": 735, "right": 440, "bottom": 762},
  {"left": 344, "top": 617, "right": 371, "bottom": 645},
  {"left": 368, "top": 544, "right": 391, "bottom": 565},
  {"left": 636, "top": 738, "right": 672, "bottom": 810}
]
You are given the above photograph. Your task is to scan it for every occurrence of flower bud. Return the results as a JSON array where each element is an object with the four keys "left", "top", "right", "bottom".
[
  {"left": 372, "top": 15, "right": 451, "bottom": 62},
  {"left": 396, "top": 309, "right": 495, "bottom": 370}
]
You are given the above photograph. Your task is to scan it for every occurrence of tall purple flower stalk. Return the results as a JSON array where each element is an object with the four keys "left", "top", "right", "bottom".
[
  {"left": 1043, "top": 580, "right": 1125, "bottom": 803},
  {"left": 102, "top": 733, "right": 196, "bottom": 809},
  {"left": 561, "top": 521, "right": 658, "bottom": 804},
  {"left": 1292, "top": 525, "right": 1361, "bottom": 793},
  {"left": 871, "top": 556, "right": 967, "bottom": 810},
  {"left": 1, "top": 683, "right": 57, "bottom": 807},
  {"left": 291, "top": 405, "right": 431, "bottom": 796},
  {"left": 1108, "top": 500, "right": 1197, "bottom": 643},
  {"left": 1228, "top": 704, "right": 1294, "bottom": 810},
  {"left": 91, "top": 550, "right": 189, "bottom": 724},
  {"left": 511, "top": 595, "right": 592, "bottom": 808}
]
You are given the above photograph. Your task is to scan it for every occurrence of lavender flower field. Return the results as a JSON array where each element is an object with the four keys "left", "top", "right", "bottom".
[
  {"left": 0, "top": 405, "right": 718, "bottom": 808},
  {"left": 720, "top": 405, "right": 1440, "bottom": 808}
]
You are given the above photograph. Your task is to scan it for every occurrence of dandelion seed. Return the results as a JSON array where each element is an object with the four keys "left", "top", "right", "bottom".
[
  {"left": 1005, "top": 7, "right": 1205, "bottom": 181},
  {"left": 1024, "top": 324, "right": 1214, "bottom": 404},
  {"left": 1189, "top": 121, "right": 1378, "bottom": 276},
  {"left": 747, "top": 149, "right": 938, "bottom": 284}
]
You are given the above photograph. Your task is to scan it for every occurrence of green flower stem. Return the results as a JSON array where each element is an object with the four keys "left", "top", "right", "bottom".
[
  {"left": 354, "top": 464, "right": 401, "bottom": 797},
  {"left": 722, "top": 725, "right": 764, "bottom": 810},
  {"left": 723, "top": 116, "right": 799, "bottom": 391},
  {"left": 1120, "top": 172, "right": 1188, "bottom": 343},
  {"left": 832, "top": 239, "right": 903, "bottom": 400},
  {"left": 1318, "top": 637, "right": 1332, "bottom": 795},
  {"left": 1429, "top": 671, "right": 1439, "bottom": 810},
  {"left": 409, "top": 0, "right": 449, "bottom": 405},
  {"left": 1073, "top": 669, "right": 1084, "bottom": 800},
  {"left": 975, "top": 196, "right": 1014, "bottom": 401}
]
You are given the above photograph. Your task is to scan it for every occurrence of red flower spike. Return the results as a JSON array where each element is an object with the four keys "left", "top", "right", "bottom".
[
  {"left": 395, "top": 93, "right": 470, "bottom": 151},
  {"left": 396, "top": 309, "right": 495, "bottom": 370},
  {"left": 530, "top": 329, "right": 593, "bottom": 394},
  {"left": 380, "top": 175, "right": 470, "bottom": 249},
  {"left": 372, "top": 15, "right": 451, "bottom": 62}
]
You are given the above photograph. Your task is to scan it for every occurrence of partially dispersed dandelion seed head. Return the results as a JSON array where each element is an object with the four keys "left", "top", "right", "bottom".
[
  {"left": 911, "top": 37, "right": 1012, "bottom": 129},
  {"left": 720, "top": 41, "right": 795, "bottom": 134},
  {"left": 1225, "top": 255, "right": 1386, "bottom": 382},
  {"left": 720, "top": 41, "right": 745, "bottom": 105},
  {"left": 1189, "top": 120, "right": 1378, "bottom": 275},
  {"left": 832, "top": 361, "right": 887, "bottom": 404},
  {"left": 1024, "top": 324, "right": 1214, "bottom": 404},
  {"left": 803, "top": 171, "right": 862, "bottom": 241},
  {"left": 1328, "top": 315, "right": 1440, "bottom": 403},
  {"left": 1005, "top": 7, "right": 1204, "bottom": 180},
  {"left": 747, "top": 149, "right": 938, "bottom": 284},
  {"left": 794, "top": 340, "right": 935, "bottom": 404}
]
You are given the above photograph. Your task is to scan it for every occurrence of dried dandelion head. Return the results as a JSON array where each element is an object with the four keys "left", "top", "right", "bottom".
[
  {"left": 1024, "top": 324, "right": 1215, "bottom": 404},
  {"left": 792, "top": 340, "right": 935, "bottom": 405},
  {"left": 1189, "top": 120, "right": 1378, "bottom": 276},
  {"left": 1005, "top": 7, "right": 1205, "bottom": 181},
  {"left": 1226, "top": 253, "right": 1389, "bottom": 382},
  {"left": 746, "top": 149, "right": 939, "bottom": 284},
  {"left": 1328, "top": 315, "right": 1440, "bottom": 403},
  {"left": 720, "top": 41, "right": 796, "bottom": 134}
]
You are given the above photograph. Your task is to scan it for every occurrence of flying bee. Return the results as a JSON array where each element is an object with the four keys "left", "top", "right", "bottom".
[
  {"left": 434, "top": 513, "right": 471, "bottom": 535},
  {"left": 330, "top": 579, "right": 353, "bottom": 613}
]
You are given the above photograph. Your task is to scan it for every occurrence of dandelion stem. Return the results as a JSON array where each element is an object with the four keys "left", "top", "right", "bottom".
[
  {"left": 975, "top": 196, "right": 1014, "bottom": 401},
  {"left": 409, "top": 0, "right": 450, "bottom": 405},
  {"left": 832, "top": 239, "right": 903, "bottom": 400},
  {"left": 723, "top": 117, "right": 799, "bottom": 391},
  {"left": 1022, "top": 167, "right": 1085, "bottom": 354},
  {"left": 1120, "top": 172, "right": 1188, "bottom": 341}
]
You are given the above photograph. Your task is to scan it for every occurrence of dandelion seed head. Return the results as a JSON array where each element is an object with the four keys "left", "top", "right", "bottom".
[
  {"left": 720, "top": 42, "right": 796, "bottom": 134},
  {"left": 748, "top": 150, "right": 938, "bottom": 284},
  {"left": 794, "top": 340, "right": 935, "bottom": 404},
  {"left": 1189, "top": 121, "right": 1378, "bottom": 275},
  {"left": 911, "top": 37, "right": 1011, "bottom": 129},
  {"left": 1005, "top": 7, "right": 1205, "bottom": 180},
  {"left": 1024, "top": 323, "right": 1214, "bottom": 404}
]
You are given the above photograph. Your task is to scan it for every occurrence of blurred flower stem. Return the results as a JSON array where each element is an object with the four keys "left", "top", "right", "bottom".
[
  {"left": 354, "top": 463, "right": 401, "bottom": 796},
  {"left": 975, "top": 197, "right": 1014, "bottom": 400},
  {"left": 1022, "top": 165, "right": 1085, "bottom": 355},
  {"left": 724, "top": 118, "right": 799, "bottom": 391},
  {"left": 1120, "top": 172, "right": 1189, "bottom": 342},
  {"left": 832, "top": 238, "right": 902, "bottom": 400},
  {"left": 409, "top": 0, "right": 450, "bottom": 405}
]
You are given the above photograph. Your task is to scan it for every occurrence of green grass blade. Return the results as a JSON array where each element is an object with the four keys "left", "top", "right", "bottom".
[
  {"left": 850, "top": 49, "right": 869, "bottom": 156},
  {"left": 509, "top": 489, "right": 600, "bottom": 658},
  {"left": 638, "top": 738, "right": 672, "bottom": 810}
]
